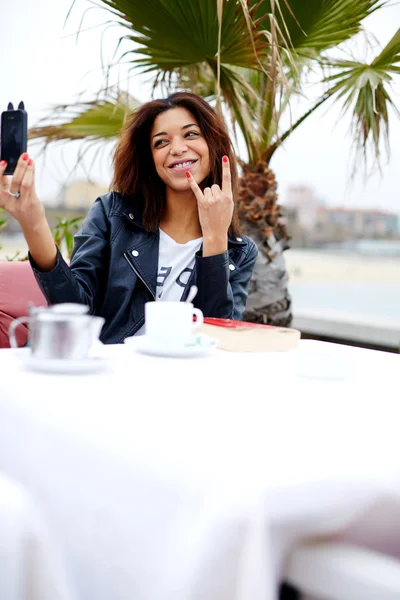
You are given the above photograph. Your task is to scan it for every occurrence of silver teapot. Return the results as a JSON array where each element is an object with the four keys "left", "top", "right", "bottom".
[{"left": 9, "top": 303, "right": 104, "bottom": 360}]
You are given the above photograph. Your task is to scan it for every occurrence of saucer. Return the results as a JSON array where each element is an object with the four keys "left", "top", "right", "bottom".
[
  {"left": 124, "top": 334, "right": 218, "bottom": 358},
  {"left": 19, "top": 350, "right": 108, "bottom": 375}
]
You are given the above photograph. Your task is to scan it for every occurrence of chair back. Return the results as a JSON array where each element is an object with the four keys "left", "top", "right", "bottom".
[{"left": 0, "top": 261, "right": 47, "bottom": 348}]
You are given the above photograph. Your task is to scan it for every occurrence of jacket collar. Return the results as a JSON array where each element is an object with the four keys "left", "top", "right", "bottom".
[{"left": 118, "top": 195, "right": 147, "bottom": 231}]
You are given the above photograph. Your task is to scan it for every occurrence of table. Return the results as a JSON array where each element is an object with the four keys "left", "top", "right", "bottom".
[
  {"left": 0, "top": 473, "right": 73, "bottom": 600},
  {"left": 0, "top": 340, "right": 400, "bottom": 600}
]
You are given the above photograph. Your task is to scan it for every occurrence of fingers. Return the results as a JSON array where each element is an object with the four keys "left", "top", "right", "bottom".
[
  {"left": 10, "top": 153, "right": 29, "bottom": 195},
  {"left": 0, "top": 156, "right": 37, "bottom": 221},
  {"left": 0, "top": 161, "right": 9, "bottom": 192},
  {"left": 0, "top": 162, "right": 9, "bottom": 207},
  {"left": 186, "top": 171, "right": 204, "bottom": 203},
  {"left": 187, "top": 156, "right": 232, "bottom": 205},
  {"left": 20, "top": 158, "right": 34, "bottom": 199},
  {"left": 221, "top": 155, "right": 232, "bottom": 196},
  {"left": 0, "top": 175, "right": 9, "bottom": 191},
  {"left": 204, "top": 187, "right": 212, "bottom": 202}
]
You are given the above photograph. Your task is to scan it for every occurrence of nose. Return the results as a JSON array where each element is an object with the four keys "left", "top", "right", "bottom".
[{"left": 170, "top": 136, "right": 188, "bottom": 156}]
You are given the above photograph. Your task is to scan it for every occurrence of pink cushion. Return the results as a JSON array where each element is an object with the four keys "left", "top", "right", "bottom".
[{"left": 0, "top": 261, "right": 47, "bottom": 348}]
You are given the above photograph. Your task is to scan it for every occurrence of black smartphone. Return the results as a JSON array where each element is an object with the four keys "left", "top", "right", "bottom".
[{"left": 0, "top": 102, "right": 28, "bottom": 175}]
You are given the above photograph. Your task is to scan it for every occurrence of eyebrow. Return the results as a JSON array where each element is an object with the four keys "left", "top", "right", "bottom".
[{"left": 152, "top": 123, "right": 199, "bottom": 139}]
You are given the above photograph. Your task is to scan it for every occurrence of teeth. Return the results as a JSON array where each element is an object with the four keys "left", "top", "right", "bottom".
[{"left": 172, "top": 161, "right": 194, "bottom": 168}]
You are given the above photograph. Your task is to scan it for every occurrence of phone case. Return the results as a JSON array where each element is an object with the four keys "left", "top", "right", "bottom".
[{"left": 0, "top": 101, "right": 28, "bottom": 175}]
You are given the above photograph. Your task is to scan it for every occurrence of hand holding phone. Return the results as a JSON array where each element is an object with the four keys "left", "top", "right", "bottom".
[
  {"left": 0, "top": 101, "right": 28, "bottom": 175},
  {"left": 0, "top": 154, "right": 57, "bottom": 272}
]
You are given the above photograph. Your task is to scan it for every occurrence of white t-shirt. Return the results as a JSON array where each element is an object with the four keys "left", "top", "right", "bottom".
[
  {"left": 135, "top": 229, "right": 202, "bottom": 335},
  {"left": 156, "top": 229, "right": 202, "bottom": 301}
]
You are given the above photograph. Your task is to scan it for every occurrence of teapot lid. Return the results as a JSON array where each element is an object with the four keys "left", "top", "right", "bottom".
[
  {"left": 37, "top": 311, "right": 89, "bottom": 322},
  {"left": 50, "top": 303, "right": 89, "bottom": 315}
]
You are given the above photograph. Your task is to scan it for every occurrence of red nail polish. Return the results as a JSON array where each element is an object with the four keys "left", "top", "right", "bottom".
[
  {"left": 185, "top": 171, "right": 191, "bottom": 178},
  {"left": 22, "top": 153, "right": 29, "bottom": 161},
  {"left": 223, "top": 156, "right": 228, "bottom": 163},
  {"left": 28, "top": 158, "right": 33, "bottom": 166},
  {"left": 0, "top": 160, "right": 6, "bottom": 166}
]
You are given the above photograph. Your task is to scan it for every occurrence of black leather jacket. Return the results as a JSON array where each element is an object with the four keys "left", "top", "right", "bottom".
[{"left": 30, "top": 192, "right": 258, "bottom": 344}]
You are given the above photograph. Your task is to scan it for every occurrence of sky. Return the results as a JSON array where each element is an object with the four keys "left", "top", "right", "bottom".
[{"left": 1, "top": 0, "right": 399, "bottom": 214}]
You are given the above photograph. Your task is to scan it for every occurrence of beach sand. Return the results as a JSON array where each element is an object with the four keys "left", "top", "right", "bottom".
[{"left": 285, "top": 249, "right": 400, "bottom": 284}]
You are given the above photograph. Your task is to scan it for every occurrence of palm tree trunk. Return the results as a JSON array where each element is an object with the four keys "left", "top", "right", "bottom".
[{"left": 237, "top": 162, "right": 292, "bottom": 327}]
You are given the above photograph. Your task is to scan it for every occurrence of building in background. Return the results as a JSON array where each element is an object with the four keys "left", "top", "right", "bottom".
[
  {"left": 284, "top": 185, "right": 319, "bottom": 231},
  {"left": 318, "top": 208, "right": 399, "bottom": 239},
  {"left": 282, "top": 184, "right": 400, "bottom": 247}
]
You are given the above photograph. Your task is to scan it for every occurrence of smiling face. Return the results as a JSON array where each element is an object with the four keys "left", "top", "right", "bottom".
[{"left": 150, "top": 107, "right": 210, "bottom": 192}]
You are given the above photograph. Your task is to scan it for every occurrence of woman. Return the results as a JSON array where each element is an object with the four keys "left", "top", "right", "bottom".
[{"left": 0, "top": 92, "right": 257, "bottom": 344}]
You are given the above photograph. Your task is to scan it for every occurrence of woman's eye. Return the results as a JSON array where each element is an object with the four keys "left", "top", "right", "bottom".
[
  {"left": 186, "top": 131, "right": 199, "bottom": 138},
  {"left": 154, "top": 139, "right": 167, "bottom": 148}
]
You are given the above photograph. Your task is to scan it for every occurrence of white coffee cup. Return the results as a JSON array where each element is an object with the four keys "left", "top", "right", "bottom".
[{"left": 145, "top": 301, "right": 203, "bottom": 348}]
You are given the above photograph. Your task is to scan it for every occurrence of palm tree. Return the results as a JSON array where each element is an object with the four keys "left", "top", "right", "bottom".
[{"left": 30, "top": 0, "right": 400, "bottom": 325}]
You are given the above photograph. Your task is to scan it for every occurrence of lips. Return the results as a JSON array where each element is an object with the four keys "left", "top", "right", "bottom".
[{"left": 168, "top": 159, "right": 198, "bottom": 171}]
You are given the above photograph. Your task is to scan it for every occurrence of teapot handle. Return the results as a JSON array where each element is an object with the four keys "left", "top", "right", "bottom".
[{"left": 8, "top": 317, "right": 32, "bottom": 349}]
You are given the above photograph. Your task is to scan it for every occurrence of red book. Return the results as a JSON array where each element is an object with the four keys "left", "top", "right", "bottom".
[{"left": 199, "top": 318, "right": 300, "bottom": 352}]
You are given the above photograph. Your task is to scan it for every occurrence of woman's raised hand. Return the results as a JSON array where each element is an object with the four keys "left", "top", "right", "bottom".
[
  {"left": 0, "top": 153, "right": 45, "bottom": 229},
  {"left": 186, "top": 155, "right": 234, "bottom": 255},
  {"left": 0, "top": 153, "right": 57, "bottom": 270}
]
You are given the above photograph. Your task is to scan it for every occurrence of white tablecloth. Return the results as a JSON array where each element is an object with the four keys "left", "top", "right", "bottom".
[
  {"left": 0, "top": 340, "right": 399, "bottom": 600},
  {"left": 0, "top": 473, "right": 74, "bottom": 600}
]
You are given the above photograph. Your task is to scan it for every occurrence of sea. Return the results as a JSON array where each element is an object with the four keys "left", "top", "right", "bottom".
[
  {"left": 289, "top": 240, "right": 400, "bottom": 320},
  {"left": 290, "top": 281, "right": 399, "bottom": 320}
]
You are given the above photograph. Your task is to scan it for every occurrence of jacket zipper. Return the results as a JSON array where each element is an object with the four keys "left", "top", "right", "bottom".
[
  {"left": 124, "top": 252, "right": 155, "bottom": 300},
  {"left": 181, "top": 267, "right": 197, "bottom": 301}
]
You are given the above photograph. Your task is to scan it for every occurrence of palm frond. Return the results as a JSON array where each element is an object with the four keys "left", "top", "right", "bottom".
[
  {"left": 29, "top": 91, "right": 139, "bottom": 145},
  {"left": 216, "top": 66, "right": 261, "bottom": 163},
  {"left": 256, "top": 0, "right": 388, "bottom": 57},
  {"left": 89, "top": 0, "right": 266, "bottom": 74},
  {"left": 35, "top": 0, "right": 398, "bottom": 178},
  {"left": 320, "top": 28, "right": 400, "bottom": 171},
  {"left": 209, "top": 0, "right": 391, "bottom": 161}
]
